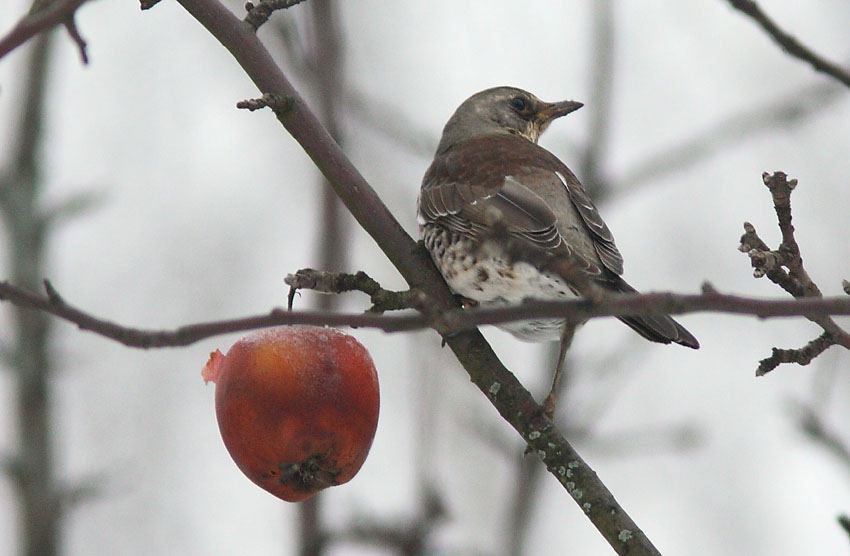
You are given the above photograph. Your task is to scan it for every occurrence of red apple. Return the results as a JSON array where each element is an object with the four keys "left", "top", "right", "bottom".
[{"left": 202, "top": 326, "right": 380, "bottom": 502}]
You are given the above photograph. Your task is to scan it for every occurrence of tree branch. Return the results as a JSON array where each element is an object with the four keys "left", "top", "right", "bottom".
[
  {"left": 739, "top": 172, "right": 850, "bottom": 374},
  {"left": 285, "top": 269, "right": 422, "bottom": 313},
  {"left": 756, "top": 332, "right": 833, "bottom": 376},
  {"left": 0, "top": 28, "right": 66, "bottom": 556},
  {"left": 724, "top": 0, "right": 850, "bottom": 89},
  {"left": 5, "top": 277, "right": 850, "bottom": 348},
  {"left": 62, "top": 13, "right": 87, "bottom": 64},
  {"left": 0, "top": 0, "right": 89, "bottom": 62}
]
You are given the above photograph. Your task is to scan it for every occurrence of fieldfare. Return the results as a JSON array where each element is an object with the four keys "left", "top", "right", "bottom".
[{"left": 417, "top": 86, "right": 698, "bottom": 415}]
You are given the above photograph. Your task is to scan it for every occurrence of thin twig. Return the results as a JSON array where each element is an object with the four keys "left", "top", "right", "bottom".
[
  {"left": 757, "top": 332, "right": 834, "bottom": 376},
  {"left": 725, "top": 0, "right": 850, "bottom": 89},
  {"left": 285, "top": 269, "right": 422, "bottom": 313},
  {"left": 62, "top": 14, "right": 87, "bottom": 64}
]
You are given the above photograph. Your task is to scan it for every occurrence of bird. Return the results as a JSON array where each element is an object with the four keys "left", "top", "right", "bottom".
[{"left": 417, "top": 86, "right": 698, "bottom": 416}]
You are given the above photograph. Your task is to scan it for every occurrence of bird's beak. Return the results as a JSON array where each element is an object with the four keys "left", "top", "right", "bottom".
[{"left": 536, "top": 100, "right": 584, "bottom": 125}]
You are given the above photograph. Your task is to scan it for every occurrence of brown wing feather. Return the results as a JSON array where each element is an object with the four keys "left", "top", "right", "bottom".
[
  {"left": 552, "top": 167, "right": 624, "bottom": 276},
  {"left": 420, "top": 138, "right": 562, "bottom": 251}
]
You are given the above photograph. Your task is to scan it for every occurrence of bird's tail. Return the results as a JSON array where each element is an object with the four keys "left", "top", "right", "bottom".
[{"left": 613, "top": 279, "right": 699, "bottom": 349}]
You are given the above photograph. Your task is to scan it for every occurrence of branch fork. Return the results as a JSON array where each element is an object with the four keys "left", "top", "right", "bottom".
[{"left": 739, "top": 171, "right": 850, "bottom": 375}]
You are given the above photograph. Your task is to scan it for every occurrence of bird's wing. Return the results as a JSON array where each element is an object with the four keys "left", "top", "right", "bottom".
[
  {"left": 551, "top": 166, "right": 624, "bottom": 276},
  {"left": 418, "top": 176, "right": 559, "bottom": 248}
]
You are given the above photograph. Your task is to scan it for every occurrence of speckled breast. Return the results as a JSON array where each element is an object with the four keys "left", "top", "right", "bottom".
[{"left": 422, "top": 224, "right": 575, "bottom": 342}]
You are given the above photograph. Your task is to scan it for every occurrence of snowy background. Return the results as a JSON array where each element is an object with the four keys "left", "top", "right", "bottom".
[{"left": 1, "top": 1, "right": 850, "bottom": 554}]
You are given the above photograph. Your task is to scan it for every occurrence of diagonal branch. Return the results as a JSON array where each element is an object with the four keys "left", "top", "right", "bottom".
[{"left": 724, "top": 0, "right": 850, "bottom": 89}]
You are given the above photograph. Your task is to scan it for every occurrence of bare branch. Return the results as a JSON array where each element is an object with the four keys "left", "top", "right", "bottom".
[
  {"left": 757, "top": 332, "right": 834, "bottom": 376},
  {"left": 0, "top": 0, "right": 89, "bottom": 61},
  {"left": 724, "top": 0, "right": 850, "bottom": 89},
  {"left": 285, "top": 269, "right": 422, "bottom": 313},
  {"left": 1, "top": 29, "right": 65, "bottom": 556},
  {"left": 5, "top": 276, "right": 850, "bottom": 349},
  {"left": 739, "top": 172, "right": 850, "bottom": 374}
]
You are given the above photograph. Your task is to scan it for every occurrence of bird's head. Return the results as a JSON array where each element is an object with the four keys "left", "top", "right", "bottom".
[{"left": 437, "top": 86, "right": 583, "bottom": 152}]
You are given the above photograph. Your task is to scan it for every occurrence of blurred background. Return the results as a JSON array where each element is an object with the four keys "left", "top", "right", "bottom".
[{"left": 1, "top": 1, "right": 849, "bottom": 554}]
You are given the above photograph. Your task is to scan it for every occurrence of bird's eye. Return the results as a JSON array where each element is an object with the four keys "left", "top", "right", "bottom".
[{"left": 510, "top": 97, "right": 527, "bottom": 111}]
